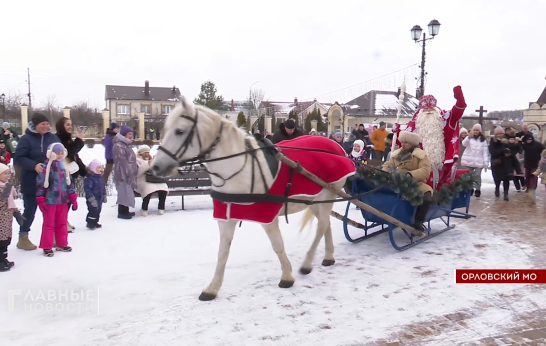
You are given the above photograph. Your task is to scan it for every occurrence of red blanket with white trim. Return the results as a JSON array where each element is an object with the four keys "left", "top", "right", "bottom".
[{"left": 213, "top": 136, "right": 356, "bottom": 224}]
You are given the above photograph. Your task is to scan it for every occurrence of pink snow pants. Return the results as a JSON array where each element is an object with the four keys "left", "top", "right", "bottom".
[{"left": 39, "top": 203, "right": 69, "bottom": 250}]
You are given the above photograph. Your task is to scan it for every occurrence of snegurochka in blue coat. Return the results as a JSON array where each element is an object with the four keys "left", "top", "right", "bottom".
[{"left": 13, "top": 113, "right": 60, "bottom": 251}]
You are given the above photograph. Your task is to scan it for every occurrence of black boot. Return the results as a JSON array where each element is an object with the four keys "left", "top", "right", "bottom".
[
  {"left": 2, "top": 259, "right": 14, "bottom": 268},
  {"left": 0, "top": 261, "right": 10, "bottom": 272},
  {"left": 475, "top": 190, "right": 481, "bottom": 198},
  {"left": 412, "top": 200, "right": 432, "bottom": 232},
  {"left": 504, "top": 192, "right": 509, "bottom": 201},
  {"left": 495, "top": 187, "right": 500, "bottom": 197},
  {"left": 118, "top": 205, "right": 133, "bottom": 219}
]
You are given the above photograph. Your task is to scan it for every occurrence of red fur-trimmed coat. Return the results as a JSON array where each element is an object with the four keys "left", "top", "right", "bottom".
[{"left": 392, "top": 86, "right": 466, "bottom": 190}]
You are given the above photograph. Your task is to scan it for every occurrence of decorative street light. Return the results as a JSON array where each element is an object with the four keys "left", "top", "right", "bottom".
[
  {"left": 410, "top": 19, "right": 441, "bottom": 99},
  {"left": 0, "top": 93, "right": 5, "bottom": 123}
]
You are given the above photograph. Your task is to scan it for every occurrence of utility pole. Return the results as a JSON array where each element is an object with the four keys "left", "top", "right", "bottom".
[{"left": 27, "top": 68, "right": 32, "bottom": 110}]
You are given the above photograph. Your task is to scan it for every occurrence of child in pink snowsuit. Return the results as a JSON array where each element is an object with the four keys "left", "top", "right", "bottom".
[{"left": 36, "top": 143, "right": 78, "bottom": 257}]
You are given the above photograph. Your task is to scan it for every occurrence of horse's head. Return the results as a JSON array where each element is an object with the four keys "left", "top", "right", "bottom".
[{"left": 152, "top": 96, "right": 217, "bottom": 177}]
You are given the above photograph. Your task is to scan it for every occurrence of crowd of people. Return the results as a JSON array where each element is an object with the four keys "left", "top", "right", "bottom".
[
  {"left": 458, "top": 124, "right": 546, "bottom": 201},
  {"left": 0, "top": 113, "right": 169, "bottom": 271},
  {"left": 265, "top": 114, "right": 546, "bottom": 203}
]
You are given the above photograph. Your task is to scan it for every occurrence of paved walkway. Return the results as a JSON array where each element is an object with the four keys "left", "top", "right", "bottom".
[{"left": 370, "top": 184, "right": 546, "bottom": 346}]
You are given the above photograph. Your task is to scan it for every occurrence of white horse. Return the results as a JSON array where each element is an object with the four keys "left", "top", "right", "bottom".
[{"left": 152, "top": 97, "right": 348, "bottom": 301}]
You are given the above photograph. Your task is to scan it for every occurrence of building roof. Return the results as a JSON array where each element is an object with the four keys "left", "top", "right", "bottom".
[
  {"left": 264, "top": 100, "right": 333, "bottom": 115},
  {"left": 536, "top": 86, "right": 546, "bottom": 107},
  {"left": 340, "top": 90, "right": 419, "bottom": 117},
  {"left": 105, "top": 83, "right": 181, "bottom": 102}
]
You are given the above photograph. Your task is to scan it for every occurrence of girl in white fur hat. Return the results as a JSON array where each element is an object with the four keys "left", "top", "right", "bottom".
[
  {"left": 36, "top": 143, "right": 78, "bottom": 257},
  {"left": 349, "top": 140, "right": 368, "bottom": 166}
]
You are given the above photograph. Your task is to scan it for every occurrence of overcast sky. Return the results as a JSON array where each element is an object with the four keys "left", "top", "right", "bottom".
[{"left": 1, "top": 0, "right": 545, "bottom": 114}]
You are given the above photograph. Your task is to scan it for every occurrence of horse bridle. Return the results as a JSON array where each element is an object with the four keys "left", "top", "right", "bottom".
[
  {"left": 157, "top": 108, "right": 260, "bottom": 188},
  {"left": 157, "top": 109, "right": 224, "bottom": 164}
]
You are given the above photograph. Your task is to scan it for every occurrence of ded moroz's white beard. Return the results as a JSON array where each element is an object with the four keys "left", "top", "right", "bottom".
[{"left": 415, "top": 108, "right": 445, "bottom": 171}]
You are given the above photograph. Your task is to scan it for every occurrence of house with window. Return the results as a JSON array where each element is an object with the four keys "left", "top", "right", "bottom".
[{"left": 104, "top": 80, "right": 181, "bottom": 123}]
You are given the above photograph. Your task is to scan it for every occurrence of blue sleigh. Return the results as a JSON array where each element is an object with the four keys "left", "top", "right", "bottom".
[{"left": 338, "top": 171, "right": 475, "bottom": 251}]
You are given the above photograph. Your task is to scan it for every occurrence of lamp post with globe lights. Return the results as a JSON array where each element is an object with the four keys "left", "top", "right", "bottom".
[{"left": 410, "top": 19, "right": 441, "bottom": 99}]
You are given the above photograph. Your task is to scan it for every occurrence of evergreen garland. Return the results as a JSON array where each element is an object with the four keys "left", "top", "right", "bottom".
[
  {"left": 431, "top": 173, "right": 476, "bottom": 205},
  {"left": 347, "top": 165, "right": 424, "bottom": 206},
  {"left": 347, "top": 165, "right": 477, "bottom": 207}
]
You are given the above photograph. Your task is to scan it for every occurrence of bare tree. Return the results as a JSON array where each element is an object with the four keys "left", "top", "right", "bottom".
[
  {"left": 248, "top": 88, "right": 266, "bottom": 117},
  {"left": 3, "top": 92, "right": 26, "bottom": 129},
  {"left": 4, "top": 92, "right": 25, "bottom": 110},
  {"left": 69, "top": 101, "right": 103, "bottom": 136},
  {"left": 42, "top": 94, "right": 61, "bottom": 123}
]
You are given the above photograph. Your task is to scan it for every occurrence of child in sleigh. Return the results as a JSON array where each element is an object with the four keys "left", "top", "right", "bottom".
[
  {"left": 348, "top": 140, "right": 367, "bottom": 210},
  {"left": 348, "top": 140, "right": 368, "bottom": 167}
]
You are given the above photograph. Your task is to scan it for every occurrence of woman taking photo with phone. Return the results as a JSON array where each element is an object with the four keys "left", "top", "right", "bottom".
[{"left": 55, "top": 117, "right": 86, "bottom": 233}]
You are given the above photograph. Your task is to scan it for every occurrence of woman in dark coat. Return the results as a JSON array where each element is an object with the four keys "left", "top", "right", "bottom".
[
  {"left": 506, "top": 135, "right": 525, "bottom": 191},
  {"left": 489, "top": 127, "right": 519, "bottom": 201},
  {"left": 55, "top": 117, "right": 86, "bottom": 232},
  {"left": 521, "top": 133, "right": 545, "bottom": 192},
  {"left": 55, "top": 117, "right": 86, "bottom": 180}
]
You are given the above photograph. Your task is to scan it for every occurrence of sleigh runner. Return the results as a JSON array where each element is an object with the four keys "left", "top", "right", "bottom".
[{"left": 331, "top": 167, "right": 475, "bottom": 251}]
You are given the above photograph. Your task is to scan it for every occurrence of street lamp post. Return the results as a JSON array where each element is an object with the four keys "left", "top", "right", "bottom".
[
  {"left": 410, "top": 19, "right": 441, "bottom": 99},
  {"left": 0, "top": 93, "right": 5, "bottom": 123}
]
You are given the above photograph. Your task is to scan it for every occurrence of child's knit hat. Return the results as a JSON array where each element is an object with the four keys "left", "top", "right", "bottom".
[
  {"left": 494, "top": 126, "right": 505, "bottom": 135},
  {"left": 88, "top": 159, "right": 102, "bottom": 174},
  {"left": 0, "top": 163, "right": 9, "bottom": 175},
  {"left": 120, "top": 125, "right": 133, "bottom": 136},
  {"left": 137, "top": 145, "right": 151, "bottom": 155},
  {"left": 44, "top": 142, "right": 71, "bottom": 188}
]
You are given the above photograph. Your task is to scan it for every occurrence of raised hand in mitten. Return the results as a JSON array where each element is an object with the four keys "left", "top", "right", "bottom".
[
  {"left": 69, "top": 193, "right": 78, "bottom": 211},
  {"left": 37, "top": 196, "right": 47, "bottom": 214},
  {"left": 88, "top": 197, "right": 98, "bottom": 208},
  {"left": 453, "top": 86, "right": 466, "bottom": 106}
]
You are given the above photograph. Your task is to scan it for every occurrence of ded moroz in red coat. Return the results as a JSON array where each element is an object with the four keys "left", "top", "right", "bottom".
[{"left": 392, "top": 86, "right": 467, "bottom": 190}]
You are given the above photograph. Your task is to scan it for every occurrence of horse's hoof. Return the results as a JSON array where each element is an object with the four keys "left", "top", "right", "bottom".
[
  {"left": 322, "top": 259, "right": 336, "bottom": 266},
  {"left": 278, "top": 280, "right": 294, "bottom": 288},
  {"left": 198, "top": 292, "right": 217, "bottom": 301},
  {"left": 299, "top": 267, "right": 312, "bottom": 275}
]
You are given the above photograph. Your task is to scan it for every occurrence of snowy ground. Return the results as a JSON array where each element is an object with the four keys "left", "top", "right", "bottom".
[{"left": 1, "top": 147, "right": 543, "bottom": 346}]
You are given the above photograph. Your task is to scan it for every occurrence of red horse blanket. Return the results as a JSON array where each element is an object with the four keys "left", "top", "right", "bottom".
[{"left": 213, "top": 136, "right": 356, "bottom": 224}]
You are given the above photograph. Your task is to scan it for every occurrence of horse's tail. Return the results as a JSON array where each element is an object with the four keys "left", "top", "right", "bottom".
[{"left": 299, "top": 207, "right": 314, "bottom": 233}]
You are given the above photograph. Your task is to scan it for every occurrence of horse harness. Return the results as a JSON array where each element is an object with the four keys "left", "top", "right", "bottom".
[{"left": 157, "top": 109, "right": 386, "bottom": 222}]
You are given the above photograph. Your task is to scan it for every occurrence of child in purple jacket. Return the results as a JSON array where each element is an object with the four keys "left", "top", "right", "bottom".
[
  {"left": 36, "top": 143, "right": 78, "bottom": 257},
  {"left": 84, "top": 159, "right": 107, "bottom": 230}
]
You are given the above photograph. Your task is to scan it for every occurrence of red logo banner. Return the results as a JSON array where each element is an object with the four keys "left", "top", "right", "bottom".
[{"left": 455, "top": 269, "right": 546, "bottom": 283}]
